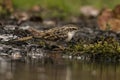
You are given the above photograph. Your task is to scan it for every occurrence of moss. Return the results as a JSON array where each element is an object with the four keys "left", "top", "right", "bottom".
[
  {"left": 66, "top": 37, "right": 120, "bottom": 57},
  {"left": 39, "top": 40, "right": 46, "bottom": 47}
]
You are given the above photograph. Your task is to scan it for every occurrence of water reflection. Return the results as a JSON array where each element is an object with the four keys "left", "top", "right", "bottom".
[
  {"left": 0, "top": 58, "right": 120, "bottom": 80},
  {"left": 0, "top": 57, "right": 14, "bottom": 80}
]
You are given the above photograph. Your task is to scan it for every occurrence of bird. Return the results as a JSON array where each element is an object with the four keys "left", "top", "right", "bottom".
[
  {"left": 16, "top": 24, "right": 79, "bottom": 41},
  {"left": 42, "top": 24, "right": 78, "bottom": 41}
]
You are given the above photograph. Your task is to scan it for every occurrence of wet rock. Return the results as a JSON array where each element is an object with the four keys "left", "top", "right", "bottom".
[
  {"left": 0, "top": 34, "right": 17, "bottom": 41},
  {"left": 3, "top": 25, "right": 16, "bottom": 30},
  {"left": 26, "top": 44, "right": 47, "bottom": 62},
  {"left": 0, "top": 44, "right": 26, "bottom": 60},
  {"left": 94, "top": 30, "right": 118, "bottom": 42},
  {"left": 71, "top": 27, "right": 96, "bottom": 43}
]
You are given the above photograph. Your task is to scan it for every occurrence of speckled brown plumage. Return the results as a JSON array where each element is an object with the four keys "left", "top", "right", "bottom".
[{"left": 16, "top": 24, "right": 79, "bottom": 41}]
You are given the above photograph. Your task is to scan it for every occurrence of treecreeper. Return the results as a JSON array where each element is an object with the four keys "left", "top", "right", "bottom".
[{"left": 16, "top": 24, "right": 79, "bottom": 42}]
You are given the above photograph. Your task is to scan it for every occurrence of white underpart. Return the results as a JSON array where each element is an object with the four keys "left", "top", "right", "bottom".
[{"left": 66, "top": 31, "right": 76, "bottom": 41}]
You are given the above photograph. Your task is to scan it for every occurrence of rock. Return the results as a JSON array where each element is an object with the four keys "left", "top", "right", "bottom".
[
  {"left": 26, "top": 44, "right": 46, "bottom": 59},
  {"left": 94, "top": 30, "right": 118, "bottom": 42},
  {"left": 43, "top": 20, "right": 56, "bottom": 26},
  {"left": 11, "top": 11, "right": 30, "bottom": 24},
  {"left": 97, "top": 8, "right": 113, "bottom": 31},
  {"left": 113, "top": 4, "right": 120, "bottom": 19},
  {"left": 0, "top": 44, "right": 26, "bottom": 60},
  {"left": 97, "top": 5, "right": 120, "bottom": 33},
  {"left": 30, "top": 5, "right": 41, "bottom": 12},
  {"left": 71, "top": 27, "right": 96, "bottom": 42},
  {"left": 107, "top": 19, "right": 120, "bottom": 33},
  {"left": 80, "top": 6, "right": 99, "bottom": 17}
]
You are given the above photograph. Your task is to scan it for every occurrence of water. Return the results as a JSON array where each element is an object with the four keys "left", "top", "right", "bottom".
[{"left": 0, "top": 58, "right": 120, "bottom": 80}]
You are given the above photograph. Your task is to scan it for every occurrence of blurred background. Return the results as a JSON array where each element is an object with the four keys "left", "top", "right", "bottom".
[
  {"left": 12, "top": 0, "right": 120, "bottom": 12},
  {"left": 0, "top": 0, "right": 120, "bottom": 19}
]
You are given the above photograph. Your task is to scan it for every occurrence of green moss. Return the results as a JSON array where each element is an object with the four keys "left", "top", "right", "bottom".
[
  {"left": 39, "top": 40, "right": 46, "bottom": 46},
  {"left": 66, "top": 37, "right": 120, "bottom": 56}
]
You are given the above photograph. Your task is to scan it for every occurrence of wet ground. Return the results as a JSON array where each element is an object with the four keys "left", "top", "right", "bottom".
[
  {"left": 0, "top": 17, "right": 120, "bottom": 80},
  {"left": 0, "top": 18, "right": 120, "bottom": 61}
]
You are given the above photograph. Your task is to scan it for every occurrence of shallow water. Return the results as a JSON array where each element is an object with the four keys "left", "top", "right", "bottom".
[{"left": 0, "top": 58, "right": 120, "bottom": 80}]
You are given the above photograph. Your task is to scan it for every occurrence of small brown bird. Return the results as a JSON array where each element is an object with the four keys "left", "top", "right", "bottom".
[
  {"left": 30, "top": 24, "right": 79, "bottom": 41},
  {"left": 16, "top": 24, "right": 79, "bottom": 41}
]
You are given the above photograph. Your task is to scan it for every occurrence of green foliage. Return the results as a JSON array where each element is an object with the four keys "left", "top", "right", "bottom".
[{"left": 13, "top": 0, "right": 120, "bottom": 14}]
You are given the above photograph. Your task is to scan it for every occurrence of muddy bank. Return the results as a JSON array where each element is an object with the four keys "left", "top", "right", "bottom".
[{"left": 0, "top": 18, "right": 120, "bottom": 62}]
